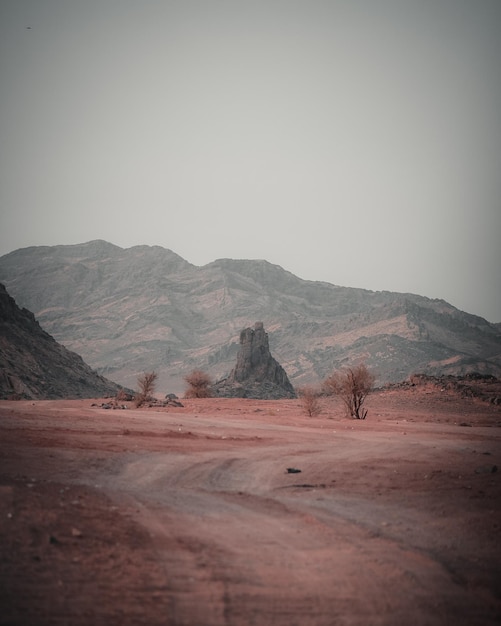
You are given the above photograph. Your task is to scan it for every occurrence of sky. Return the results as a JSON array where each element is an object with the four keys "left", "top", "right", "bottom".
[{"left": 1, "top": 1, "right": 500, "bottom": 322}]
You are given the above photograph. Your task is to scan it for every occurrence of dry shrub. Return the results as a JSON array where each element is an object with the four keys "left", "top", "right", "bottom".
[
  {"left": 134, "top": 371, "right": 158, "bottom": 407},
  {"left": 297, "top": 385, "right": 322, "bottom": 417},
  {"left": 116, "top": 388, "right": 132, "bottom": 403},
  {"left": 323, "top": 363, "right": 375, "bottom": 419},
  {"left": 184, "top": 369, "right": 212, "bottom": 398}
]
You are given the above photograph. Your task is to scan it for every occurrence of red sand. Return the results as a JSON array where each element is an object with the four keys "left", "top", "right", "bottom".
[{"left": 0, "top": 389, "right": 500, "bottom": 625}]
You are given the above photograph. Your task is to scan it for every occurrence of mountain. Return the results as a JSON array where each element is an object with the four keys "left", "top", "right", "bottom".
[
  {"left": 0, "top": 240, "right": 500, "bottom": 393},
  {"left": 0, "top": 282, "right": 122, "bottom": 399}
]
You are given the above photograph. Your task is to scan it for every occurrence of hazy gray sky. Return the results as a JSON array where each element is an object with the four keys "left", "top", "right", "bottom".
[{"left": 1, "top": 1, "right": 500, "bottom": 322}]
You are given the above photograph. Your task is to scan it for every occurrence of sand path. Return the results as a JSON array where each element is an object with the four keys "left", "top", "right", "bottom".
[{"left": 0, "top": 391, "right": 500, "bottom": 625}]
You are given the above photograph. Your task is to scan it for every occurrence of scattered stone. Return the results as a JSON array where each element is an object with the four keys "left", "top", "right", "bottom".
[
  {"left": 168, "top": 399, "right": 184, "bottom": 407},
  {"left": 92, "top": 401, "right": 129, "bottom": 410},
  {"left": 145, "top": 397, "right": 184, "bottom": 408}
]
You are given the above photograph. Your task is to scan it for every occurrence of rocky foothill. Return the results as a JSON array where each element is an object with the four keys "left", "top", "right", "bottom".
[
  {"left": 0, "top": 283, "right": 122, "bottom": 400},
  {"left": 384, "top": 372, "right": 501, "bottom": 406}
]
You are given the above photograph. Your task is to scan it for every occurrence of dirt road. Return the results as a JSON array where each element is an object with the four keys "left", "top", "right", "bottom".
[{"left": 1, "top": 390, "right": 500, "bottom": 625}]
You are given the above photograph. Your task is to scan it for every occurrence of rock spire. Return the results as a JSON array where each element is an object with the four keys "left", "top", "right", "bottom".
[{"left": 213, "top": 322, "right": 296, "bottom": 399}]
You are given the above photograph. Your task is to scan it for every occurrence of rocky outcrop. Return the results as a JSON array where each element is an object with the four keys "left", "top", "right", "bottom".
[
  {"left": 384, "top": 373, "right": 501, "bottom": 405},
  {"left": 0, "top": 283, "right": 123, "bottom": 399},
  {"left": 213, "top": 322, "right": 296, "bottom": 399}
]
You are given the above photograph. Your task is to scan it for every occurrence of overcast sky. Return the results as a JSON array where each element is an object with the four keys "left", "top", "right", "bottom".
[{"left": 1, "top": 1, "right": 500, "bottom": 322}]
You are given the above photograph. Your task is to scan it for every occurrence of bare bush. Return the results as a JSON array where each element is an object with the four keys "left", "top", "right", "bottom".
[
  {"left": 184, "top": 369, "right": 212, "bottom": 398},
  {"left": 116, "top": 388, "right": 133, "bottom": 403},
  {"left": 297, "top": 385, "right": 322, "bottom": 417},
  {"left": 134, "top": 371, "right": 158, "bottom": 407},
  {"left": 323, "top": 363, "right": 375, "bottom": 419}
]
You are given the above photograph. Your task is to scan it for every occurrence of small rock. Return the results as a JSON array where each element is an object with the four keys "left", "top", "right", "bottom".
[
  {"left": 286, "top": 468, "right": 302, "bottom": 474},
  {"left": 475, "top": 465, "right": 498, "bottom": 474}
]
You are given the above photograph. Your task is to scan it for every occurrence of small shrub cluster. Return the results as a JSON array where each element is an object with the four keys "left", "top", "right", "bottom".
[
  {"left": 184, "top": 369, "right": 213, "bottom": 398},
  {"left": 116, "top": 388, "right": 134, "bottom": 403},
  {"left": 297, "top": 385, "right": 322, "bottom": 417},
  {"left": 134, "top": 371, "right": 158, "bottom": 407},
  {"left": 323, "top": 363, "right": 375, "bottom": 419}
]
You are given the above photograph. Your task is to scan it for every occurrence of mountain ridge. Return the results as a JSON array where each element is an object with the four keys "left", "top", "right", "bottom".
[{"left": 1, "top": 240, "right": 499, "bottom": 393}]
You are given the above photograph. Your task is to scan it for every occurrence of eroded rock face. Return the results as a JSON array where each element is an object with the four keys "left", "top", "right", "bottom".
[
  {"left": 213, "top": 322, "right": 296, "bottom": 399},
  {"left": 0, "top": 283, "right": 122, "bottom": 399}
]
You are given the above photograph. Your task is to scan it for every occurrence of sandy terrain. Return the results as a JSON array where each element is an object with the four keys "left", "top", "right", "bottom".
[{"left": 0, "top": 387, "right": 500, "bottom": 625}]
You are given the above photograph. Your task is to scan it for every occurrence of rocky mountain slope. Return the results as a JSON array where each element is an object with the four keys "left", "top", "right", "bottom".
[
  {"left": 0, "top": 282, "right": 122, "bottom": 399},
  {"left": 0, "top": 240, "right": 500, "bottom": 393}
]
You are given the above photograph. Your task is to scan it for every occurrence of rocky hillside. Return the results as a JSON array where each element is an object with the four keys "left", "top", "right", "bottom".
[
  {"left": 0, "top": 240, "right": 500, "bottom": 393},
  {"left": 0, "top": 282, "right": 122, "bottom": 399}
]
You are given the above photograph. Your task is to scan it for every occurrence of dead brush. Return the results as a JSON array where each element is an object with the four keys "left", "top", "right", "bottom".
[
  {"left": 134, "top": 371, "right": 158, "bottom": 407},
  {"left": 297, "top": 385, "right": 322, "bottom": 417}
]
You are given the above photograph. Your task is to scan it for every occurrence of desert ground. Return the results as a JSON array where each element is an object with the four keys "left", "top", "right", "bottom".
[{"left": 0, "top": 385, "right": 500, "bottom": 626}]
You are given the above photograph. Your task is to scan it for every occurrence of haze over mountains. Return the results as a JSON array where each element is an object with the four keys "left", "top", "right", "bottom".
[{"left": 1, "top": 240, "right": 500, "bottom": 394}]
